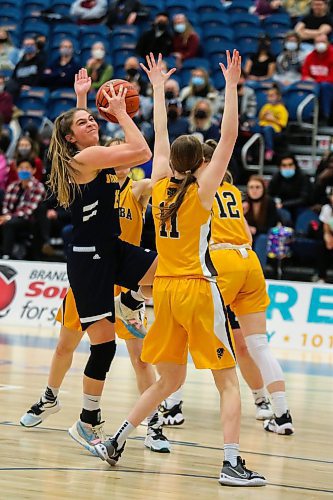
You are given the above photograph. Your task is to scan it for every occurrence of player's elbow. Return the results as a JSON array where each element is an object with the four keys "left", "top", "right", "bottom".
[{"left": 138, "top": 145, "right": 152, "bottom": 163}]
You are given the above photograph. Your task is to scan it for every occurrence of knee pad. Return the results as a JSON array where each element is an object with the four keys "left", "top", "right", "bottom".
[
  {"left": 84, "top": 340, "right": 116, "bottom": 381},
  {"left": 245, "top": 334, "right": 284, "bottom": 387}
]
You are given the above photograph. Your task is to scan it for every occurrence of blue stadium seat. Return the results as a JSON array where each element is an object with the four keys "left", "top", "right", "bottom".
[
  {"left": 202, "top": 26, "right": 234, "bottom": 42},
  {"left": 110, "top": 32, "right": 138, "bottom": 45},
  {"left": 17, "top": 96, "right": 46, "bottom": 114},
  {"left": 49, "top": 90, "right": 77, "bottom": 120},
  {"left": 0, "top": 8, "right": 22, "bottom": 24},
  {"left": 19, "top": 87, "right": 50, "bottom": 104},
  {"left": 25, "top": 0, "right": 51, "bottom": 9},
  {"left": 238, "top": 38, "right": 259, "bottom": 56},
  {"left": 51, "top": 0, "right": 73, "bottom": 16},
  {"left": 270, "top": 38, "right": 284, "bottom": 57},
  {"left": 236, "top": 26, "right": 264, "bottom": 41},
  {"left": 110, "top": 39, "right": 136, "bottom": 53},
  {"left": 22, "top": 20, "right": 50, "bottom": 39},
  {"left": 182, "top": 58, "right": 211, "bottom": 71},
  {"left": 163, "top": 55, "right": 178, "bottom": 69},
  {"left": 19, "top": 113, "right": 45, "bottom": 130},
  {"left": 245, "top": 81, "right": 274, "bottom": 113},
  {"left": 204, "top": 40, "right": 235, "bottom": 56},
  {"left": 200, "top": 12, "right": 230, "bottom": 26},
  {"left": 209, "top": 53, "right": 228, "bottom": 69},
  {"left": 141, "top": 0, "right": 165, "bottom": 11},
  {"left": 50, "top": 88, "right": 76, "bottom": 100},
  {"left": 226, "top": 0, "right": 252, "bottom": 14},
  {"left": 231, "top": 12, "right": 260, "bottom": 28},
  {"left": 53, "top": 23, "right": 80, "bottom": 38},
  {"left": 212, "top": 70, "right": 226, "bottom": 90},
  {"left": 80, "top": 35, "right": 110, "bottom": 50},
  {"left": 166, "top": 0, "right": 193, "bottom": 10},
  {"left": 282, "top": 81, "right": 319, "bottom": 123},
  {"left": 51, "top": 34, "right": 80, "bottom": 53},
  {"left": 194, "top": 0, "right": 224, "bottom": 14},
  {"left": 113, "top": 50, "right": 136, "bottom": 70},
  {"left": 80, "top": 24, "right": 112, "bottom": 39},
  {"left": 2, "top": 1, "right": 22, "bottom": 8},
  {"left": 262, "top": 13, "right": 291, "bottom": 30}
]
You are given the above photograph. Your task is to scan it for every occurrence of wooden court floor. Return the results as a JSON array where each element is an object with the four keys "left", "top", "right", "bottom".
[{"left": 0, "top": 328, "right": 332, "bottom": 500}]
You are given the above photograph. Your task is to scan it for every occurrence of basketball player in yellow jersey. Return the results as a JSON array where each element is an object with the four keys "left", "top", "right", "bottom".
[
  {"left": 202, "top": 141, "right": 294, "bottom": 436},
  {"left": 95, "top": 51, "right": 266, "bottom": 487}
]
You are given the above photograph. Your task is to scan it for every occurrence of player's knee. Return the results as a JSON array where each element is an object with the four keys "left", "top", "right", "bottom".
[
  {"left": 55, "top": 340, "right": 75, "bottom": 358},
  {"left": 158, "top": 375, "right": 183, "bottom": 395},
  {"left": 131, "top": 355, "right": 149, "bottom": 373},
  {"left": 84, "top": 340, "right": 116, "bottom": 381}
]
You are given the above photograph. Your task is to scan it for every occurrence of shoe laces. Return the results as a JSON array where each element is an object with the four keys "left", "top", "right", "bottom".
[
  {"left": 148, "top": 426, "right": 168, "bottom": 441},
  {"left": 29, "top": 398, "right": 50, "bottom": 415},
  {"left": 90, "top": 421, "right": 106, "bottom": 443},
  {"left": 256, "top": 399, "right": 270, "bottom": 410}
]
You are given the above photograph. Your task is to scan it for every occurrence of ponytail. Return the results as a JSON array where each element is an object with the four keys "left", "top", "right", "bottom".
[{"left": 159, "top": 172, "right": 197, "bottom": 225}]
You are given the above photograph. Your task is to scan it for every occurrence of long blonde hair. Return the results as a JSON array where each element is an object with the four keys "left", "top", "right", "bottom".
[
  {"left": 48, "top": 108, "right": 88, "bottom": 208},
  {"left": 159, "top": 135, "right": 203, "bottom": 225}
]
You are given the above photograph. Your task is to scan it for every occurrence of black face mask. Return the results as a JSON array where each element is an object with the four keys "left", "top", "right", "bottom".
[
  {"left": 237, "top": 83, "right": 243, "bottom": 91},
  {"left": 194, "top": 110, "right": 207, "bottom": 119},
  {"left": 126, "top": 68, "right": 138, "bottom": 78},
  {"left": 36, "top": 40, "right": 45, "bottom": 50},
  {"left": 156, "top": 22, "right": 168, "bottom": 31},
  {"left": 165, "top": 90, "right": 175, "bottom": 100},
  {"left": 0, "top": 38, "right": 8, "bottom": 44},
  {"left": 167, "top": 108, "right": 178, "bottom": 120}
]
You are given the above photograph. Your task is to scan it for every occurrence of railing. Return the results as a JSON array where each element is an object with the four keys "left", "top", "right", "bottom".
[{"left": 241, "top": 132, "right": 265, "bottom": 175}]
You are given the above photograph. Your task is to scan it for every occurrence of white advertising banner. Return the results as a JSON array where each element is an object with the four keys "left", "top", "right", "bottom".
[{"left": 0, "top": 260, "right": 332, "bottom": 353}]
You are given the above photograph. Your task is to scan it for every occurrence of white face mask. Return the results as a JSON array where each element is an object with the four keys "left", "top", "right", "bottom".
[
  {"left": 92, "top": 49, "right": 105, "bottom": 59},
  {"left": 0, "top": 84, "right": 4, "bottom": 92},
  {"left": 315, "top": 42, "right": 327, "bottom": 53},
  {"left": 285, "top": 41, "right": 298, "bottom": 51}
]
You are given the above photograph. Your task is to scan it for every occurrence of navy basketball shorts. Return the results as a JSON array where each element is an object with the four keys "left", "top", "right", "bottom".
[
  {"left": 67, "top": 237, "right": 157, "bottom": 330},
  {"left": 226, "top": 305, "right": 240, "bottom": 330}
]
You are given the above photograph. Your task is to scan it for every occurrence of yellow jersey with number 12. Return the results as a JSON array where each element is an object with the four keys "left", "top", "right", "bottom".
[
  {"left": 152, "top": 177, "right": 217, "bottom": 279},
  {"left": 211, "top": 182, "right": 250, "bottom": 246},
  {"left": 119, "top": 177, "right": 144, "bottom": 246}
]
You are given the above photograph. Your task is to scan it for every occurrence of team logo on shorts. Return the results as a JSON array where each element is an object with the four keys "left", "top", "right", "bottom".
[{"left": 217, "top": 347, "right": 224, "bottom": 359}]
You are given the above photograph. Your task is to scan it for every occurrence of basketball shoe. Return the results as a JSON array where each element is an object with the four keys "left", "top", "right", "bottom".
[
  {"left": 94, "top": 437, "right": 126, "bottom": 466},
  {"left": 263, "top": 410, "right": 294, "bottom": 435},
  {"left": 145, "top": 414, "right": 170, "bottom": 453},
  {"left": 68, "top": 420, "right": 107, "bottom": 456},
  {"left": 20, "top": 398, "right": 61, "bottom": 427},
  {"left": 255, "top": 398, "right": 274, "bottom": 421},
  {"left": 114, "top": 294, "right": 146, "bottom": 339},
  {"left": 159, "top": 401, "right": 184, "bottom": 426},
  {"left": 219, "top": 457, "right": 266, "bottom": 486}
]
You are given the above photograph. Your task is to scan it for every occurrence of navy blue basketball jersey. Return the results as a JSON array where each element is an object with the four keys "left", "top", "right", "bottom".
[{"left": 70, "top": 168, "right": 121, "bottom": 247}]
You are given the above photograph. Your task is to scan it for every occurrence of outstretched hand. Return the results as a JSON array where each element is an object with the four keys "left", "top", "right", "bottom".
[
  {"left": 219, "top": 50, "right": 241, "bottom": 87},
  {"left": 99, "top": 82, "right": 127, "bottom": 117},
  {"left": 140, "top": 53, "right": 176, "bottom": 87},
  {"left": 74, "top": 68, "right": 92, "bottom": 96}
]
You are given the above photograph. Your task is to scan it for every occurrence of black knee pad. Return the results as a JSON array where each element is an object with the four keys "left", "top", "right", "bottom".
[{"left": 84, "top": 340, "right": 116, "bottom": 381}]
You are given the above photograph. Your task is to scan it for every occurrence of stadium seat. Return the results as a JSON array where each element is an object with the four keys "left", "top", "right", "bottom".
[
  {"left": 204, "top": 40, "right": 235, "bottom": 56},
  {"left": 113, "top": 50, "right": 136, "bottom": 70},
  {"left": 48, "top": 91, "right": 77, "bottom": 121},
  {"left": 226, "top": 0, "right": 252, "bottom": 14},
  {"left": 200, "top": 12, "right": 230, "bottom": 26},
  {"left": 19, "top": 87, "right": 50, "bottom": 104},
  {"left": 238, "top": 38, "right": 259, "bottom": 57},
  {"left": 194, "top": 0, "right": 224, "bottom": 13},
  {"left": 53, "top": 23, "right": 81, "bottom": 38},
  {"left": 166, "top": 0, "right": 193, "bottom": 10},
  {"left": 270, "top": 38, "right": 284, "bottom": 57},
  {"left": 236, "top": 26, "right": 264, "bottom": 41},
  {"left": 0, "top": 8, "right": 22, "bottom": 25},
  {"left": 203, "top": 26, "right": 234, "bottom": 42},
  {"left": 182, "top": 58, "right": 211, "bottom": 71},
  {"left": 212, "top": 70, "right": 226, "bottom": 90},
  {"left": 262, "top": 13, "right": 291, "bottom": 31},
  {"left": 19, "top": 112, "right": 45, "bottom": 130},
  {"left": 80, "top": 35, "right": 110, "bottom": 51},
  {"left": 230, "top": 12, "right": 260, "bottom": 28},
  {"left": 80, "top": 24, "right": 112, "bottom": 39},
  {"left": 22, "top": 20, "right": 50, "bottom": 39},
  {"left": 17, "top": 97, "right": 46, "bottom": 114},
  {"left": 110, "top": 38, "right": 136, "bottom": 53},
  {"left": 110, "top": 32, "right": 138, "bottom": 46},
  {"left": 2, "top": 0, "right": 23, "bottom": 8},
  {"left": 51, "top": 0, "right": 73, "bottom": 16},
  {"left": 25, "top": 0, "right": 51, "bottom": 9},
  {"left": 282, "top": 81, "right": 319, "bottom": 124},
  {"left": 51, "top": 34, "right": 80, "bottom": 53},
  {"left": 292, "top": 209, "right": 321, "bottom": 264}
]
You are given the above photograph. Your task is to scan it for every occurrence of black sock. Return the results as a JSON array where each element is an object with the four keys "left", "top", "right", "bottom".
[
  {"left": 80, "top": 408, "right": 101, "bottom": 427},
  {"left": 121, "top": 291, "right": 143, "bottom": 310}
]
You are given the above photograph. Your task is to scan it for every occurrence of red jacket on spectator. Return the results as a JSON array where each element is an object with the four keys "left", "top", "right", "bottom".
[
  {"left": 302, "top": 45, "right": 333, "bottom": 83},
  {"left": 173, "top": 32, "right": 200, "bottom": 61},
  {"left": 2, "top": 177, "right": 45, "bottom": 220},
  {"left": 0, "top": 90, "right": 13, "bottom": 124},
  {"left": 6, "top": 157, "right": 44, "bottom": 186}
]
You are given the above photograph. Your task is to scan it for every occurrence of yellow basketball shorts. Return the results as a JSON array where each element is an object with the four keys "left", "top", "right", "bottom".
[
  {"left": 56, "top": 287, "right": 137, "bottom": 340},
  {"left": 141, "top": 277, "right": 236, "bottom": 370},
  {"left": 210, "top": 248, "right": 270, "bottom": 317}
]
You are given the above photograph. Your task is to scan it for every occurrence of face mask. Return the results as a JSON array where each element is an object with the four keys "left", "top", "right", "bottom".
[
  {"left": 156, "top": 22, "right": 168, "bottom": 31},
  {"left": 285, "top": 41, "right": 298, "bottom": 51},
  {"left": 194, "top": 109, "right": 207, "bottom": 119},
  {"left": 0, "top": 84, "right": 4, "bottom": 92},
  {"left": 237, "top": 83, "right": 243, "bottom": 91},
  {"left": 191, "top": 76, "right": 205, "bottom": 87},
  {"left": 18, "top": 147, "right": 31, "bottom": 156},
  {"left": 24, "top": 45, "right": 36, "bottom": 55},
  {"left": 315, "top": 42, "right": 327, "bottom": 53},
  {"left": 36, "top": 40, "right": 45, "bottom": 50},
  {"left": 165, "top": 90, "right": 175, "bottom": 99},
  {"left": 0, "top": 38, "right": 8, "bottom": 44},
  {"left": 126, "top": 67, "right": 138, "bottom": 77},
  {"left": 92, "top": 49, "right": 105, "bottom": 59},
  {"left": 60, "top": 47, "right": 73, "bottom": 57},
  {"left": 167, "top": 108, "right": 178, "bottom": 119},
  {"left": 280, "top": 168, "right": 295, "bottom": 178},
  {"left": 18, "top": 170, "right": 32, "bottom": 181},
  {"left": 174, "top": 23, "right": 186, "bottom": 33}
]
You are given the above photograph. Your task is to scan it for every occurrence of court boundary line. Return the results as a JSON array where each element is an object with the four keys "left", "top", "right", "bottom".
[
  {"left": 2, "top": 421, "right": 332, "bottom": 465},
  {"left": 0, "top": 466, "right": 332, "bottom": 494}
]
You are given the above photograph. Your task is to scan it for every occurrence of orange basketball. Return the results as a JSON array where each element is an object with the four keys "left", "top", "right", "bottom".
[{"left": 95, "top": 79, "right": 140, "bottom": 123}]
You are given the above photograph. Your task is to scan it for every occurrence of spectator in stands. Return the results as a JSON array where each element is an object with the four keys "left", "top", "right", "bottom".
[
  {"left": 6, "top": 38, "right": 45, "bottom": 100},
  {"left": 301, "top": 33, "right": 333, "bottom": 123},
  {"left": 295, "top": 0, "right": 332, "bottom": 50},
  {"left": 166, "top": 98, "right": 189, "bottom": 143},
  {"left": 70, "top": 0, "right": 108, "bottom": 24},
  {"left": 180, "top": 67, "right": 218, "bottom": 115},
  {"left": 136, "top": 12, "right": 173, "bottom": 58},
  {"left": 124, "top": 56, "right": 148, "bottom": 95},
  {"left": 0, "top": 30, "right": 20, "bottom": 74},
  {"left": 251, "top": 85, "right": 289, "bottom": 161},
  {"left": 244, "top": 36, "right": 276, "bottom": 81},
  {"left": 283, "top": 0, "right": 311, "bottom": 22},
  {"left": 254, "top": 0, "right": 283, "bottom": 19},
  {"left": 86, "top": 42, "right": 113, "bottom": 90},
  {"left": 243, "top": 175, "right": 280, "bottom": 267},
  {"left": 274, "top": 31, "right": 306, "bottom": 86},
  {"left": 165, "top": 78, "right": 180, "bottom": 99},
  {"left": 188, "top": 99, "right": 220, "bottom": 142},
  {"left": 107, "top": 0, "right": 144, "bottom": 27},
  {"left": 0, "top": 158, "right": 45, "bottom": 260},
  {"left": 41, "top": 40, "right": 81, "bottom": 90},
  {"left": 268, "top": 154, "right": 311, "bottom": 223},
  {"left": 312, "top": 151, "right": 333, "bottom": 206},
  {"left": 172, "top": 14, "right": 200, "bottom": 66},
  {"left": 220, "top": 69, "right": 257, "bottom": 127},
  {"left": 0, "top": 75, "right": 13, "bottom": 124},
  {"left": 316, "top": 186, "right": 333, "bottom": 282},
  {"left": 7, "top": 136, "right": 44, "bottom": 186}
]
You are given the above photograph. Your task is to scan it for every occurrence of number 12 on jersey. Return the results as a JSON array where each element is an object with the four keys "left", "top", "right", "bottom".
[{"left": 215, "top": 191, "right": 240, "bottom": 219}]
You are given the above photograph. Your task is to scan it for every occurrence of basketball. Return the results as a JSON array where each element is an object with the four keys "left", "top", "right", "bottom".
[{"left": 95, "top": 79, "right": 140, "bottom": 123}]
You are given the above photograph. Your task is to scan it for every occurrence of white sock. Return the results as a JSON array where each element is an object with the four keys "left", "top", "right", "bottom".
[
  {"left": 113, "top": 420, "right": 135, "bottom": 448},
  {"left": 131, "top": 289, "right": 145, "bottom": 302},
  {"left": 83, "top": 393, "right": 101, "bottom": 412},
  {"left": 271, "top": 391, "right": 288, "bottom": 418},
  {"left": 245, "top": 334, "right": 284, "bottom": 387},
  {"left": 252, "top": 387, "right": 266, "bottom": 404},
  {"left": 224, "top": 443, "right": 239, "bottom": 467},
  {"left": 42, "top": 386, "right": 59, "bottom": 402},
  {"left": 164, "top": 387, "right": 183, "bottom": 408}
]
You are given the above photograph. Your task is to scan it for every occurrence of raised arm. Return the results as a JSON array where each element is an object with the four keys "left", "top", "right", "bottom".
[
  {"left": 74, "top": 68, "right": 92, "bottom": 108},
  {"left": 197, "top": 50, "right": 241, "bottom": 210},
  {"left": 140, "top": 53, "right": 176, "bottom": 185}
]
